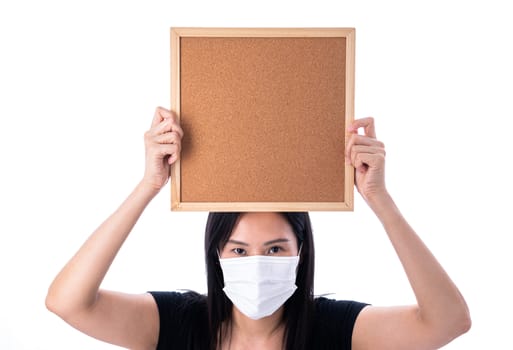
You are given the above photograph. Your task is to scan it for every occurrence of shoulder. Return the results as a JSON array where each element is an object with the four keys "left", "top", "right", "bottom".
[
  {"left": 150, "top": 290, "right": 207, "bottom": 308},
  {"left": 148, "top": 291, "right": 208, "bottom": 349},
  {"left": 314, "top": 296, "right": 369, "bottom": 319},
  {"left": 149, "top": 290, "right": 208, "bottom": 323},
  {"left": 312, "top": 296, "right": 369, "bottom": 349}
]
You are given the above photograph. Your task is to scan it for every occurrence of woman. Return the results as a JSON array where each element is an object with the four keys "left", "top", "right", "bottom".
[{"left": 46, "top": 107, "right": 471, "bottom": 349}]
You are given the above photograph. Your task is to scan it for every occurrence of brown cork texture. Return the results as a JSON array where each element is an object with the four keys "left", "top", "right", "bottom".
[{"left": 179, "top": 35, "right": 347, "bottom": 204}]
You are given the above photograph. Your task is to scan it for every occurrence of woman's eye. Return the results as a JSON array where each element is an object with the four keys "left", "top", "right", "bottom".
[
  {"left": 268, "top": 246, "right": 282, "bottom": 254},
  {"left": 232, "top": 248, "right": 246, "bottom": 255}
]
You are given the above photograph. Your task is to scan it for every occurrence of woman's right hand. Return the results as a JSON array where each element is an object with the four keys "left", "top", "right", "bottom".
[{"left": 142, "top": 107, "right": 183, "bottom": 192}]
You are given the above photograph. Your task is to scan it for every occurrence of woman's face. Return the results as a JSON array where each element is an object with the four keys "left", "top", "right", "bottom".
[{"left": 219, "top": 212, "right": 299, "bottom": 259}]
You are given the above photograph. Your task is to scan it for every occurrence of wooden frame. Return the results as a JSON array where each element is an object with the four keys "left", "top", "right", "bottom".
[{"left": 170, "top": 27, "right": 355, "bottom": 211}]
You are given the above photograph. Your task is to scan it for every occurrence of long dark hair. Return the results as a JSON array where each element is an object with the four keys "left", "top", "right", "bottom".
[{"left": 204, "top": 212, "right": 315, "bottom": 350}]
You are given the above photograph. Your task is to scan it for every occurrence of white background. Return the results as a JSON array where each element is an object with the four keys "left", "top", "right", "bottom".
[{"left": 1, "top": 0, "right": 512, "bottom": 349}]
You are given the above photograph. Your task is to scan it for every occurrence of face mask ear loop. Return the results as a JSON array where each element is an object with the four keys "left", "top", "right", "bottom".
[{"left": 298, "top": 243, "right": 303, "bottom": 258}]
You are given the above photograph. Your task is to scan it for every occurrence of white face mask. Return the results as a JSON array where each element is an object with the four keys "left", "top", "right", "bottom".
[{"left": 219, "top": 255, "right": 300, "bottom": 320}]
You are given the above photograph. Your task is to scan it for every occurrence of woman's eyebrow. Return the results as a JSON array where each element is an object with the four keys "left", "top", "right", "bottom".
[
  {"left": 226, "top": 239, "right": 249, "bottom": 246},
  {"left": 226, "top": 238, "right": 290, "bottom": 246},
  {"left": 263, "top": 238, "right": 290, "bottom": 246}
]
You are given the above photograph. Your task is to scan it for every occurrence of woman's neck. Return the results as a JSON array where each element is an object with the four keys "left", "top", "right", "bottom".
[{"left": 222, "top": 307, "right": 285, "bottom": 350}]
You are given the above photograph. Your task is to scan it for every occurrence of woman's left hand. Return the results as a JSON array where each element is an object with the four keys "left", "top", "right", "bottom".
[{"left": 345, "top": 117, "right": 387, "bottom": 204}]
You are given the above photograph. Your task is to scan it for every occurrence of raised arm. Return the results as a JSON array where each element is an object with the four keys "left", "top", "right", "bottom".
[
  {"left": 45, "top": 107, "right": 183, "bottom": 349},
  {"left": 346, "top": 118, "right": 471, "bottom": 350}
]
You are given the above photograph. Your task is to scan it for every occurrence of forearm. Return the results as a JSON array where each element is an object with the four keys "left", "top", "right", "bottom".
[
  {"left": 368, "top": 192, "right": 471, "bottom": 332},
  {"left": 46, "top": 180, "right": 159, "bottom": 317}
]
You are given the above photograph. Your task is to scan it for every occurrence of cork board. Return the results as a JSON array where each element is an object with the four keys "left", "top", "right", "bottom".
[{"left": 170, "top": 28, "right": 355, "bottom": 211}]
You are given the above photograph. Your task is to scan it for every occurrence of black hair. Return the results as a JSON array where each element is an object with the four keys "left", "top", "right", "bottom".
[{"left": 204, "top": 212, "right": 315, "bottom": 350}]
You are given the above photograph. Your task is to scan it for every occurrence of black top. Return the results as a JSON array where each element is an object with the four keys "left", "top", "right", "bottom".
[{"left": 149, "top": 291, "right": 368, "bottom": 350}]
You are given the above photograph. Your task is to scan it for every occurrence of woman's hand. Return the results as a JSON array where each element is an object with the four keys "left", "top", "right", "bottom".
[
  {"left": 345, "top": 117, "right": 387, "bottom": 204},
  {"left": 142, "top": 107, "right": 183, "bottom": 192}
]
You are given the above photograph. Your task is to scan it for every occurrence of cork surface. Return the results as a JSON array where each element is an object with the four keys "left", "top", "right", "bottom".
[{"left": 179, "top": 36, "right": 347, "bottom": 203}]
